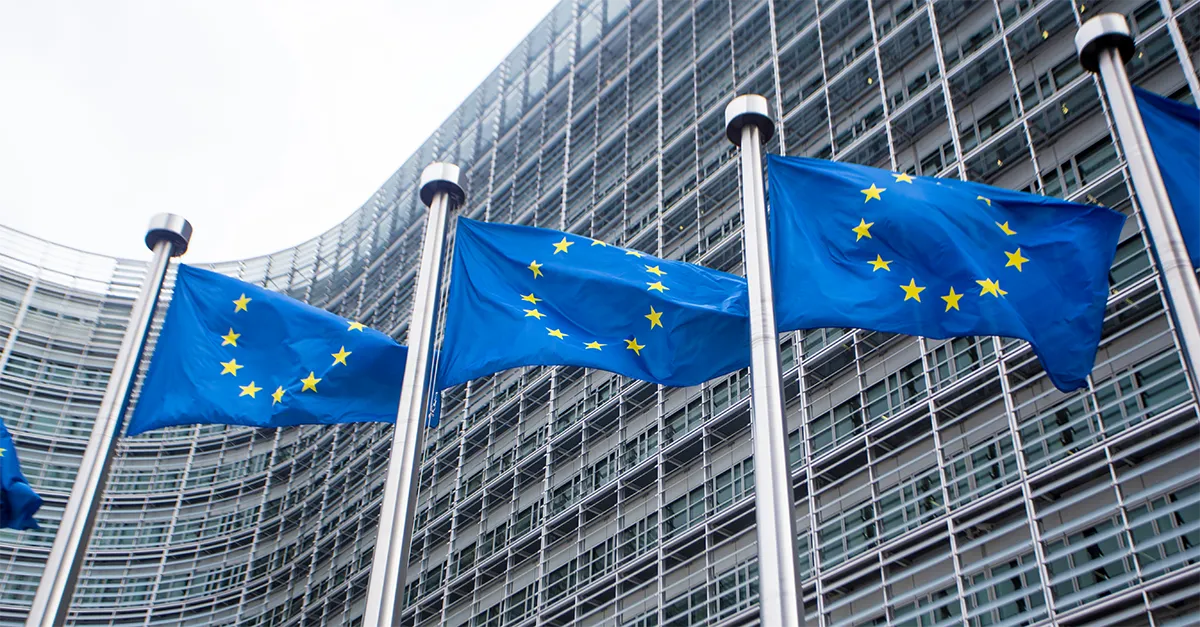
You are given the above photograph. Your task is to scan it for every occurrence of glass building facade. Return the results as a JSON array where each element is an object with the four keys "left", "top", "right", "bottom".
[{"left": 2, "top": 0, "right": 1199, "bottom": 624}]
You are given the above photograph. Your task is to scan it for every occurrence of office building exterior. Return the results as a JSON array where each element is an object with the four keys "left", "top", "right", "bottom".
[{"left": 1, "top": 0, "right": 1198, "bottom": 624}]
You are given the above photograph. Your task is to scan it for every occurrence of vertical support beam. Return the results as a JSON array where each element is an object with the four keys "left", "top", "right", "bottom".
[
  {"left": 725, "top": 94, "right": 806, "bottom": 627},
  {"left": 28, "top": 214, "right": 192, "bottom": 627},
  {"left": 1076, "top": 14, "right": 1200, "bottom": 386},
  {"left": 363, "top": 162, "right": 462, "bottom": 626}
]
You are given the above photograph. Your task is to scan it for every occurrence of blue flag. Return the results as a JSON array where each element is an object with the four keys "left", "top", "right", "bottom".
[
  {"left": 127, "top": 265, "right": 408, "bottom": 435},
  {"left": 1134, "top": 87, "right": 1199, "bottom": 269},
  {"left": 436, "top": 218, "right": 751, "bottom": 389},
  {"left": 0, "top": 418, "right": 42, "bottom": 530},
  {"left": 767, "top": 154, "right": 1126, "bottom": 392}
]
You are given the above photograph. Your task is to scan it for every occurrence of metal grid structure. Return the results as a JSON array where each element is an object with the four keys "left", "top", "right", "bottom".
[{"left": 0, "top": 0, "right": 1198, "bottom": 624}]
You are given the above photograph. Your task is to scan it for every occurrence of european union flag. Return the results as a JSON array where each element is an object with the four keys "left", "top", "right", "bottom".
[
  {"left": 1134, "top": 87, "right": 1199, "bottom": 269},
  {"left": 767, "top": 154, "right": 1126, "bottom": 392},
  {"left": 127, "top": 265, "right": 408, "bottom": 435},
  {"left": 0, "top": 418, "right": 42, "bottom": 530},
  {"left": 436, "top": 218, "right": 751, "bottom": 389}
]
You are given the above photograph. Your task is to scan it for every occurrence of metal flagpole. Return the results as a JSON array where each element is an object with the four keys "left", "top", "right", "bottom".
[
  {"left": 363, "top": 162, "right": 462, "bottom": 626},
  {"left": 1076, "top": 14, "right": 1200, "bottom": 385},
  {"left": 725, "top": 95, "right": 806, "bottom": 626},
  {"left": 28, "top": 214, "right": 192, "bottom": 627}
]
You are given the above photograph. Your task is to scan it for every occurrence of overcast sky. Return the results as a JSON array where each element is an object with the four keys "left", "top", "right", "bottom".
[{"left": 0, "top": 0, "right": 559, "bottom": 263}]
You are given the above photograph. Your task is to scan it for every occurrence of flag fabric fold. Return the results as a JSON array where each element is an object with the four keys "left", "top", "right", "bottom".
[
  {"left": 0, "top": 418, "right": 42, "bottom": 530},
  {"left": 1133, "top": 86, "right": 1199, "bottom": 270},
  {"left": 436, "top": 218, "right": 751, "bottom": 389},
  {"left": 766, "top": 154, "right": 1126, "bottom": 392},
  {"left": 127, "top": 265, "right": 408, "bottom": 435}
]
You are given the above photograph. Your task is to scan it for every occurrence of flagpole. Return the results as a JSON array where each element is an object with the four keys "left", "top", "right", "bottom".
[
  {"left": 363, "top": 162, "right": 462, "bottom": 626},
  {"left": 27, "top": 214, "right": 191, "bottom": 627},
  {"left": 1076, "top": 14, "right": 1200, "bottom": 384},
  {"left": 725, "top": 95, "right": 806, "bottom": 627}
]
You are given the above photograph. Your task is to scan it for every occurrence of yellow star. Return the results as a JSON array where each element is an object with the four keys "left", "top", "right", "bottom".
[
  {"left": 852, "top": 218, "right": 874, "bottom": 241},
  {"left": 233, "top": 293, "right": 251, "bottom": 312},
  {"left": 1005, "top": 248, "right": 1029, "bottom": 271},
  {"left": 977, "top": 195, "right": 992, "bottom": 206},
  {"left": 645, "top": 265, "right": 667, "bottom": 277},
  {"left": 331, "top": 346, "right": 352, "bottom": 366},
  {"left": 0, "top": 447, "right": 5, "bottom": 457},
  {"left": 625, "top": 250, "right": 643, "bottom": 258},
  {"left": 625, "top": 338, "right": 645, "bottom": 355},
  {"left": 995, "top": 221, "right": 1017, "bottom": 236},
  {"left": 221, "top": 328, "right": 240, "bottom": 347},
  {"left": 854, "top": 218, "right": 873, "bottom": 240},
  {"left": 528, "top": 260, "right": 543, "bottom": 278},
  {"left": 521, "top": 293, "right": 541, "bottom": 304},
  {"left": 645, "top": 306, "right": 663, "bottom": 329},
  {"left": 900, "top": 279, "right": 926, "bottom": 302},
  {"left": 300, "top": 372, "right": 321, "bottom": 392},
  {"left": 585, "top": 341, "right": 605, "bottom": 350},
  {"left": 220, "top": 359, "right": 243, "bottom": 376},
  {"left": 271, "top": 386, "right": 285, "bottom": 405},
  {"left": 239, "top": 381, "right": 262, "bottom": 398},
  {"left": 547, "top": 328, "right": 567, "bottom": 339},
  {"left": 977, "top": 278, "right": 1008, "bottom": 297},
  {"left": 590, "top": 239, "right": 607, "bottom": 247},
  {"left": 892, "top": 172, "right": 914, "bottom": 184},
  {"left": 941, "top": 287, "right": 964, "bottom": 312},
  {"left": 553, "top": 237, "right": 574, "bottom": 254},
  {"left": 348, "top": 321, "right": 366, "bottom": 332},
  {"left": 861, "top": 183, "right": 886, "bottom": 202},
  {"left": 867, "top": 255, "right": 892, "bottom": 272},
  {"left": 646, "top": 281, "right": 668, "bottom": 292},
  {"left": 524, "top": 308, "right": 546, "bottom": 319}
]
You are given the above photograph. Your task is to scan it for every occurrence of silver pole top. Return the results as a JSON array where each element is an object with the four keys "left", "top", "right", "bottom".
[
  {"left": 419, "top": 162, "right": 465, "bottom": 208},
  {"left": 725, "top": 94, "right": 775, "bottom": 145},
  {"left": 1076, "top": 13, "right": 1134, "bottom": 73},
  {"left": 145, "top": 213, "right": 192, "bottom": 257}
]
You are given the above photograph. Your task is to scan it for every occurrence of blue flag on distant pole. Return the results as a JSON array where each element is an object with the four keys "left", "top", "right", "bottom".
[
  {"left": 1134, "top": 87, "right": 1199, "bottom": 270},
  {"left": 0, "top": 418, "right": 42, "bottom": 530},
  {"left": 767, "top": 154, "right": 1126, "bottom": 392},
  {"left": 436, "top": 218, "right": 751, "bottom": 389},
  {"left": 127, "top": 265, "right": 409, "bottom": 435}
]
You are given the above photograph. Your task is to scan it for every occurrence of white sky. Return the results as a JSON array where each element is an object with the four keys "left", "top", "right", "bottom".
[{"left": 0, "top": 0, "right": 559, "bottom": 263}]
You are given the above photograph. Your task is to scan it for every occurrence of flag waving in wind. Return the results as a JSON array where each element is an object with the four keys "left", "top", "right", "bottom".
[
  {"left": 436, "top": 218, "right": 751, "bottom": 389},
  {"left": 1133, "top": 87, "right": 1199, "bottom": 270},
  {"left": 0, "top": 418, "right": 42, "bottom": 530},
  {"left": 767, "top": 154, "right": 1126, "bottom": 392},
  {"left": 127, "top": 265, "right": 408, "bottom": 435}
]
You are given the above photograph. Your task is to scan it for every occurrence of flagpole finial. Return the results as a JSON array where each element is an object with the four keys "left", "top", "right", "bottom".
[
  {"left": 1075, "top": 13, "right": 1134, "bottom": 73},
  {"left": 420, "top": 162, "right": 465, "bottom": 208},
  {"left": 145, "top": 213, "right": 192, "bottom": 257},
  {"left": 725, "top": 94, "right": 775, "bottom": 146}
]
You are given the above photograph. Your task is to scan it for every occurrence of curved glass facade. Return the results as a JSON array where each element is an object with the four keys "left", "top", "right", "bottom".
[{"left": 2, "top": 0, "right": 1199, "bottom": 624}]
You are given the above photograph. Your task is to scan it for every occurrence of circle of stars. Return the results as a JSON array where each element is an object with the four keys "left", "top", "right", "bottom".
[
  {"left": 515, "top": 234, "right": 681, "bottom": 359},
  {"left": 219, "top": 293, "right": 365, "bottom": 408},
  {"left": 850, "top": 176, "right": 1028, "bottom": 313}
]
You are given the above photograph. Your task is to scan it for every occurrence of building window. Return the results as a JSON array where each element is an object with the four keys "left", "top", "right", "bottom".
[
  {"left": 711, "top": 456, "right": 754, "bottom": 514},
  {"left": 664, "top": 485, "right": 706, "bottom": 539},
  {"left": 865, "top": 358, "right": 927, "bottom": 423}
]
